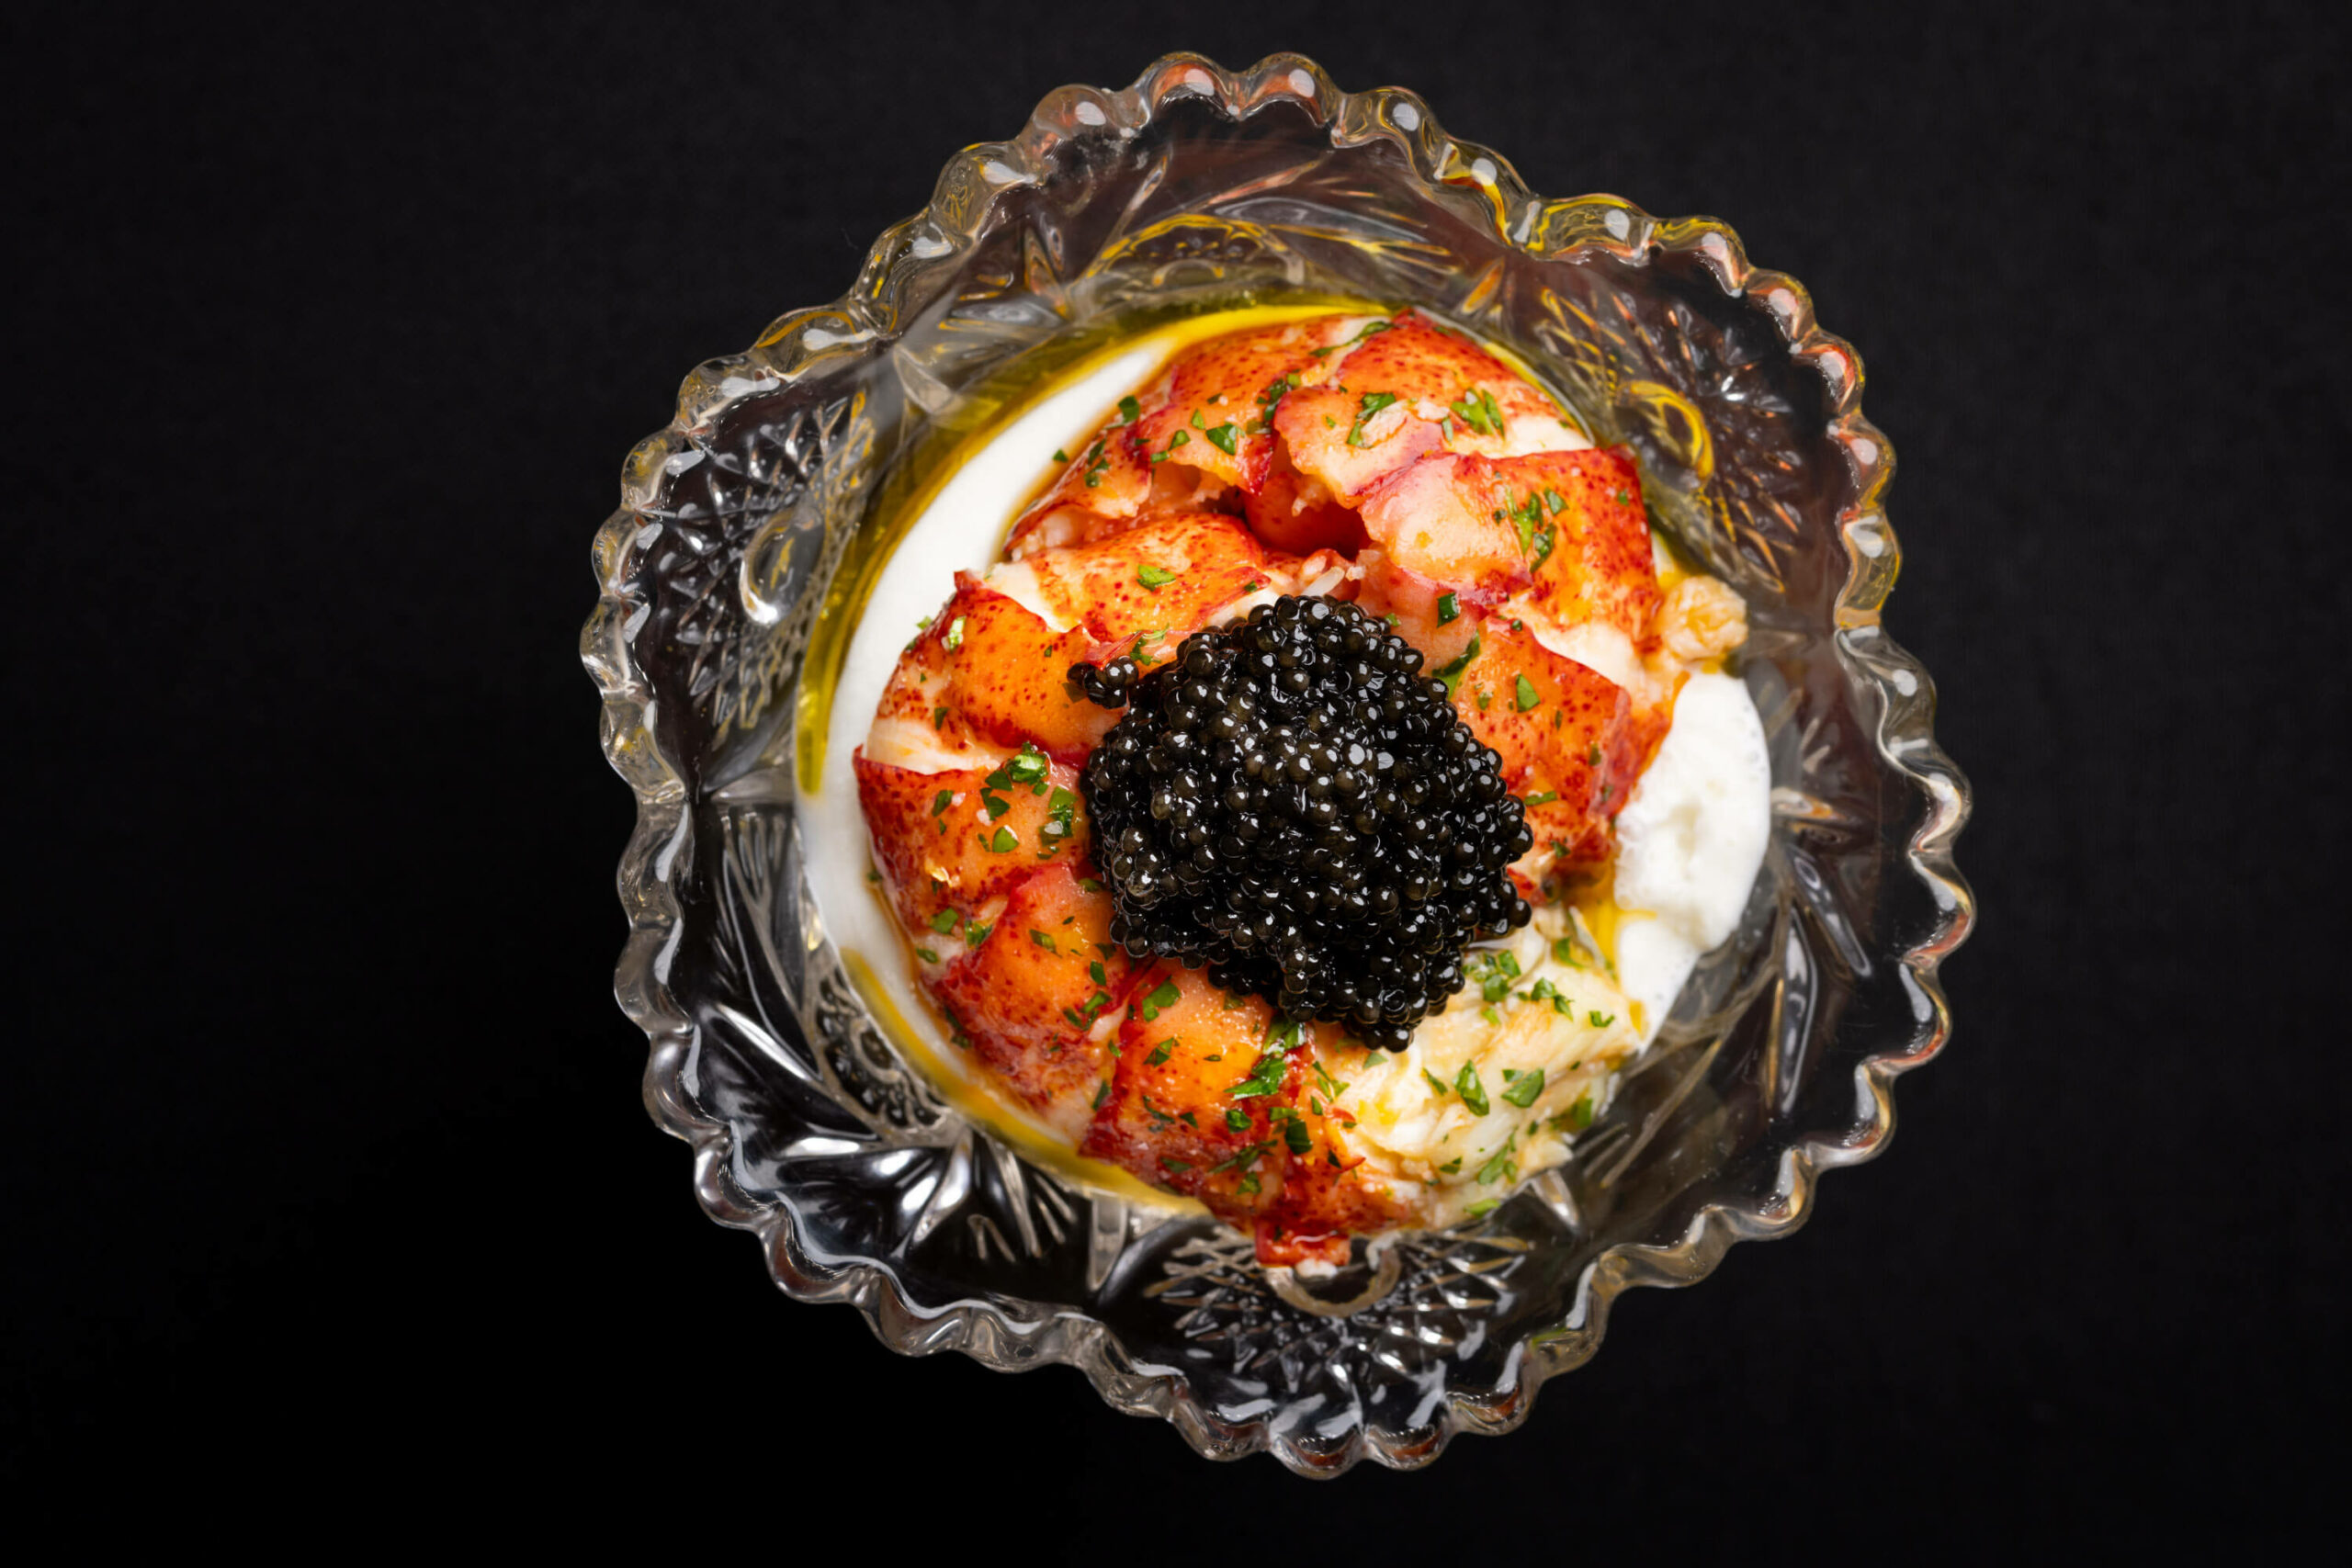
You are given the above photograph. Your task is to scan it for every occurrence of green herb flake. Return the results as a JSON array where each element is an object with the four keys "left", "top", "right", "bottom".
[
  {"left": 1436, "top": 636, "right": 1482, "bottom": 698},
  {"left": 1136, "top": 978, "right": 1182, "bottom": 1022},
  {"left": 1455, "top": 1062, "right": 1490, "bottom": 1116},
  {"left": 1423, "top": 1068, "right": 1453, "bottom": 1098},
  {"left": 1437, "top": 592, "right": 1460, "bottom": 625},
  {"left": 964, "top": 919, "right": 993, "bottom": 947},
  {"left": 1568, "top": 1091, "right": 1597, "bottom": 1130},
  {"left": 927, "top": 909, "right": 959, "bottom": 935},
  {"left": 1502, "top": 1067, "right": 1545, "bottom": 1109},
  {"left": 1225, "top": 1107, "right": 1252, "bottom": 1132},
  {"left": 915, "top": 948, "right": 940, "bottom": 964},
  {"left": 1204, "top": 422, "right": 1238, "bottom": 455},
  {"left": 1136, "top": 564, "right": 1178, "bottom": 590},
  {"left": 1147, "top": 1038, "right": 1177, "bottom": 1066},
  {"left": 1524, "top": 791, "right": 1558, "bottom": 807},
  {"left": 1463, "top": 1199, "right": 1500, "bottom": 1218},
  {"left": 1310, "top": 319, "right": 1393, "bottom": 355},
  {"left": 1089, "top": 961, "right": 1106, "bottom": 986},
  {"left": 1029, "top": 929, "right": 1057, "bottom": 953},
  {"left": 1551, "top": 937, "right": 1582, "bottom": 967},
  {"left": 1117, "top": 395, "right": 1140, "bottom": 424},
  {"left": 1229, "top": 1046, "right": 1290, "bottom": 1100},
  {"left": 986, "top": 825, "right": 1018, "bottom": 853},
  {"left": 1476, "top": 1132, "right": 1518, "bottom": 1184},
  {"left": 930, "top": 789, "right": 955, "bottom": 818},
  {"left": 1311, "top": 1060, "right": 1350, "bottom": 1101},
  {"left": 1589, "top": 1010, "right": 1616, "bottom": 1028},
  {"left": 943, "top": 616, "right": 965, "bottom": 650},
  {"left": 1091, "top": 1079, "right": 1110, "bottom": 1110},
  {"left": 1347, "top": 390, "right": 1400, "bottom": 447},
  {"left": 1515, "top": 673, "right": 1540, "bottom": 712},
  {"left": 1052, "top": 448, "right": 1069, "bottom": 464}
]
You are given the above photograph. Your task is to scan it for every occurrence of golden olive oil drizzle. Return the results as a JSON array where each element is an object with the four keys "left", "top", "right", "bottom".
[{"left": 841, "top": 945, "right": 1199, "bottom": 1210}]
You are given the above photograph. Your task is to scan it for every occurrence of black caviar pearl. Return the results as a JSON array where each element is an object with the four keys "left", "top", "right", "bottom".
[{"left": 1073, "top": 595, "right": 1533, "bottom": 1049}]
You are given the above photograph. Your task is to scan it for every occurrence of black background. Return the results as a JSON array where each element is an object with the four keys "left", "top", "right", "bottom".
[{"left": 10, "top": 0, "right": 2346, "bottom": 1548}]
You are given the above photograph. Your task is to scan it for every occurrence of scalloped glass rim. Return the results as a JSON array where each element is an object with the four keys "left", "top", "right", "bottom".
[{"left": 581, "top": 51, "right": 1973, "bottom": 1474}]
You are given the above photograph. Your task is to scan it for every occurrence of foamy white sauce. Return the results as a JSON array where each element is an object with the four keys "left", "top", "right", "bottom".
[{"left": 1610, "top": 671, "right": 1773, "bottom": 1040}]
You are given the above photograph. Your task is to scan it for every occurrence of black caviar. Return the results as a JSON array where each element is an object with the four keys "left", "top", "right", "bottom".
[{"left": 1072, "top": 595, "right": 1533, "bottom": 1048}]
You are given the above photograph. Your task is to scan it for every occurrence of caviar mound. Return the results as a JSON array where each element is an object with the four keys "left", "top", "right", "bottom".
[{"left": 1075, "top": 596, "right": 1535, "bottom": 1048}]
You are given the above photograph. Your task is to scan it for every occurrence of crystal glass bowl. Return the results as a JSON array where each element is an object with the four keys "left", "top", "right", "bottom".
[{"left": 580, "top": 52, "right": 1973, "bottom": 1474}]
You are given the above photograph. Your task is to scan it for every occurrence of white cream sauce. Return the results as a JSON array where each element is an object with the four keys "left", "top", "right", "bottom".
[{"left": 1609, "top": 671, "right": 1773, "bottom": 1039}]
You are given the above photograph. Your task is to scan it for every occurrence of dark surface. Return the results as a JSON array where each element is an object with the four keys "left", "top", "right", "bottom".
[{"left": 11, "top": 0, "right": 2345, "bottom": 1546}]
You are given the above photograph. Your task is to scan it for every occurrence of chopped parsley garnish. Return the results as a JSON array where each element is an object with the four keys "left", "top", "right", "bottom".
[
  {"left": 930, "top": 789, "right": 955, "bottom": 818},
  {"left": 1463, "top": 1199, "right": 1500, "bottom": 1218},
  {"left": 1117, "top": 395, "right": 1140, "bottom": 424},
  {"left": 1225, "top": 1107, "right": 1251, "bottom": 1132},
  {"left": 1435, "top": 636, "right": 1482, "bottom": 698},
  {"left": 1589, "top": 1010, "right": 1616, "bottom": 1028},
  {"left": 943, "top": 615, "right": 965, "bottom": 650},
  {"left": 1136, "top": 564, "right": 1178, "bottom": 590},
  {"left": 986, "top": 825, "right": 1018, "bottom": 853},
  {"left": 1037, "top": 787, "right": 1077, "bottom": 858},
  {"left": 1310, "top": 319, "right": 1392, "bottom": 355},
  {"left": 1566, "top": 1090, "right": 1596, "bottom": 1130},
  {"left": 1450, "top": 387, "right": 1503, "bottom": 435},
  {"left": 1471, "top": 950, "right": 1521, "bottom": 1003},
  {"left": 1052, "top": 448, "right": 1069, "bottom": 463},
  {"left": 1228, "top": 1043, "right": 1291, "bottom": 1100},
  {"left": 1502, "top": 1067, "right": 1545, "bottom": 1108},
  {"left": 964, "top": 919, "right": 993, "bottom": 947},
  {"left": 1207, "top": 1140, "right": 1276, "bottom": 1176},
  {"left": 1524, "top": 791, "right": 1558, "bottom": 807},
  {"left": 1147, "top": 1038, "right": 1177, "bottom": 1066},
  {"left": 1311, "top": 1059, "right": 1350, "bottom": 1100},
  {"left": 1515, "top": 673, "right": 1540, "bottom": 712},
  {"left": 915, "top": 948, "right": 940, "bottom": 964},
  {"left": 1136, "top": 978, "right": 1182, "bottom": 1022},
  {"left": 1029, "top": 930, "right": 1057, "bottom": 953},
  {"left": 1423, "top": 1068, "right": 1452, "bottom": 1098},
  {"left": 1455, "top": 1061, "right": 1490, "bottom": 1116},
  {"left": 927, "top": 909, "right": 959, "bottom": 935},
  {"left": 1346, "top": 390, "right": 1399, "bottom": 446},
  {"left": 1476, "top": 1132, "right": 1517, "bottom": 1184},
  {"left": 1203, "top": 422, "right": 1238, "bottom": 455},
  {"left": 1436, "top": 592, "right": 1460, "bottom": 625}
]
